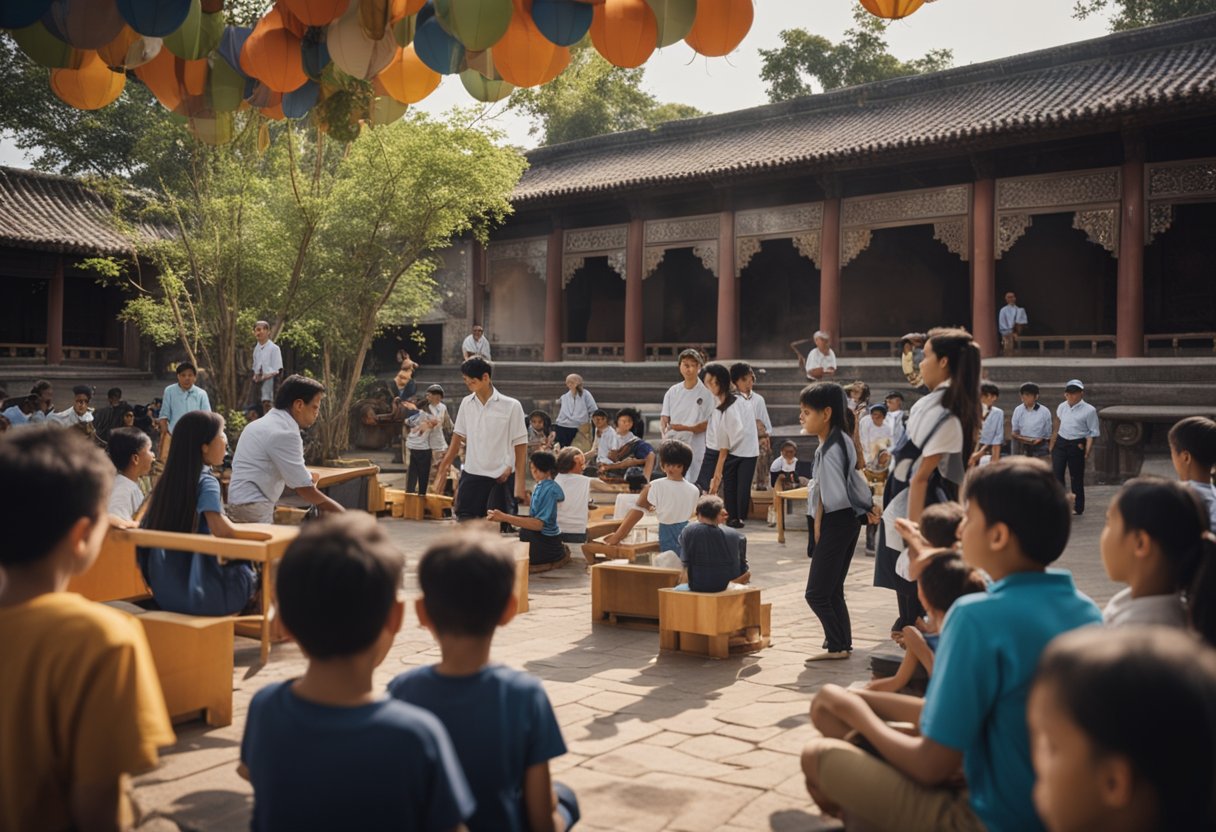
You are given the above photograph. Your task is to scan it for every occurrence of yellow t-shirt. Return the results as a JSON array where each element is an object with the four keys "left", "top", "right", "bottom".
[{"left": 0, "top": 593, "right": 175, "bottom": 831}]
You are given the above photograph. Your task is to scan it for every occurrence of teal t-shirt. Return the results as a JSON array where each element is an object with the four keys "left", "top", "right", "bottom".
[
  {"left": 920, "top": 570, "right": 1102, "bottom": 832},
  {"left": 530, "top": 478, "right": 564, "bottom": 537}
]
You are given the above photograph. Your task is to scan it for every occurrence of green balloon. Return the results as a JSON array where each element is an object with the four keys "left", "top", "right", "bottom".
[
  {"left": 208, "top": 55, "right": 244, "bottom": 112},
  {"left": 163, "top": 0, "right": 223, "bottom": 60},
  {"left": 459, "top": 68, "right": 513, "bottom": 103},
  {"left": 393, "top": 14, "right": 418, "bottom": 48},
  {"left": 435, "top": 0, "right": 513, "bottom": 53},
  {"left": 370, "top": 95, "right": 409, "bottom": 126},
  {"left": 645, "top": 0, "right": 696, "bottom": 48},
  {"left": 10, "top": 21, "right": 83, "bottom": 68}
]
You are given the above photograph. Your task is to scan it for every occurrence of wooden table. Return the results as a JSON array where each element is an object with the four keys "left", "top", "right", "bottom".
[
  {"left": 775, "top": 486, "right": 808, "bottom": 544},
  {"left": 581, "top": 528, "right": 660, "bottom": 565},
  {"left": 591, "top": 561, "right": 683, "bottom": 630},
  {"left": 308, "top": 464, "right": 380, "bottom": 489}
]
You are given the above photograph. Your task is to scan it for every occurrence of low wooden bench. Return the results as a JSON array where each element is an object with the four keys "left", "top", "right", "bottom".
[
  {"left": 591, "top": 562, "right": 683, "bottom": 630},
  {"left": 67, "top": 529, "right": 149, "bottom": 603},
  {"left": 581, "top": 530, "right": 660, "bottom": 565},
  {"left": 138, "top": 611, "right": 234, "bottom": 727},
  {"left": 658, "top": 587, "right": 771, "bottom": 659}
]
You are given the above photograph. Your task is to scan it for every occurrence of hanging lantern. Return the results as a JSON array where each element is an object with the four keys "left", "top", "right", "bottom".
[
  {"left": 369, "top": 94, "right": 409, "bottom": 125},
  {"left": 116, "top": 0, "right": 193, "bottom": 37},
  {"left": 50, "top": 50, "right": 126, "bottom": 109},
  {"left": 216, "top": 25, "right": 252, "bottom": 73},
  {"left": 0, "top": 0, "right": 52, "bottom": 29},
  {"left": 413, "top": 14, "right": 465, "bottom": 74},
  {"left": 134, "top": 44, "right": 185, "bottom": 110},
  {"left": 163, "top": 0, "right": 224, "bottom": 60},
  {"left": 201, "top": 0, "right": 223, "bottom": 11},
  {"left": 392, "top": 13, "right": 418, "bottom": 46},
  {"left": 181, "top": 56, "right": 208, "bottom": 95},
  {"left": 97, "top": 26, "right": 162, "bottom": 69},
  {"left": 328, "top": 0, "right": 399, "bottom": 78},
  {"left": 207, "top": 52, "right": 246, "bottom": 110},
  {"left": 280, "top": 0, "right": 350, "bottom": 27},
  {"left": 241, "top": 18, "right": 308, "bottom": 92},
  {"left": 282, "top": 79, "right": 321, "bottom": 117},
  {"left": 590, "top": 0, "right": 656, "bottom": 69},
  {"left": 859, "top": 0, "right": 925, "bottom": 19},
  {"left": 45, "top": 0, "right": 127, "bottom": 50},
  {"left": 377, "top": 44, "right": 441, "bottom": 103},
  {"left": 460, "top": 68, "right": 513, "bottom": 101},
  {"left": 10, "top": 22, "right": 85, "bottom": 68},
  {"left": 531, "top": 0, "right": 591, "bottom": 47},
  {"left": 494, "top": 0, "right": 567, "bottom": 86},
  {"left": 189, "top": 111, "right": 235, "bottom": 144},
  {"left": 644, "top": 0, "right": 694, "bottom": 48},
  {"left": 301, "top": 29, "right": 331, "bottom": 77},
  {"left": 433, "top": 0, "right": 513, "bottom": 52},
  {"left": 684, "top": 0, "right": 750, "bottom": 57}
]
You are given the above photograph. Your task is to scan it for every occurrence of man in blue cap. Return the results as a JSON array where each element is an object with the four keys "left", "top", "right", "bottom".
[{"left": 1050, "top": 379, "right": 1100, "bottom": 515}]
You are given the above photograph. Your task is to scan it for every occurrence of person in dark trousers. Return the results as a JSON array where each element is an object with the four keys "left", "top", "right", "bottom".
[{"left": 1050, "top": 379, "right": 1100, "bottom": 516}]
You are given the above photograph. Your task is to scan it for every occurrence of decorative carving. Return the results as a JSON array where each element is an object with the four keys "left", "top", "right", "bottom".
[
  {"left": 563, "top": 224, "right": 628, "bottom": 254},
  {"left": 932, "top": 220, "right": 969, "bottom": 261},
  {"left": 736, "top": 237, "right": 762, "bottom": 275},
  {"left": 735, "top": 203, "right": 824, "bottom": 237},
  {"left": 1147, "top": 159, "right": 1216, "bottom": 200},
  {"left": 996, "top": 169, "right": 1120, "bottom": 211},
  {"left": 606, "top": 251, "right": 627, "bottom": 279},
  {"left": 643, "top": 247, "right": 666, "bottom": 278},
  {"left": 435, "top": 245, "right": 469, "bottom": 319},
  {"left": 1148, "top": 203, "right": 1174, "bottom": 242},
  {"left": 644, "top": 215, "right": 719, "bottom": 246},
  {"left": 841, "top": 229, "right": 872, "bottom": 267},
  {"left": 562, "top": 255, "right": 584, "bottom": 287},
  {"left": 692, "top": 242, "right": 719, "bottom": 278},
  {"left": 996, "top": 214, "right": 1033, "bottom": 259},
  {"left": 1072, "top": 208, "right": 1119, "bottom": 256},
  {"left": 792, "top": 231, "right": 821, "bottom": 268},
  {"left": 842, "top": 185, "right": 969, "bottom": 228},
  {"left": 487, "top": 237, "right": 547, "bottom": 281}
]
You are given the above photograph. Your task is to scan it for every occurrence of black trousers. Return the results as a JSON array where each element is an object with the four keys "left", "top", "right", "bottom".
[
  {"left": 1052, "top": 438, "right": 1087, "bottom": 513},
  {"left": 521, "top": 528, "right": 566, "bottom": 564},
  {"left": 696, "top": 448, "right": 720, "bottom": 492},
  {"left": 454, "top": 472, "right": 516, "bottom": 521},
  {"left": 722, "top": 455, "right": 758, "bottom": 523},
  {"left": 805, "top": 508, "right": 862, "bottom": 653},
  {"left": 406, "top": 448, "right": 432, "bottom": 497},
  {"left": 554, "top": 425, "right": 579, "bottom": 448}
]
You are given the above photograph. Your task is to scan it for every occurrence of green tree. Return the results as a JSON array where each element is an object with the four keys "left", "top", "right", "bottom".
[
  {"left": 759, "top": 8, "right": 953, "bottom": 102},
  {"left": 1073, "top": 0, "right": 1216, "bottom": 29}
]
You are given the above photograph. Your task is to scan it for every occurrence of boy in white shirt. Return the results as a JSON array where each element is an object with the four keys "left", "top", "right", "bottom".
[
  {"left": 883, "top": 391, "right": 906, "bottom": 445},
  {"left": 732, "top": 362, "right": 773, "bottom": 490},
  {"left": 589, "top": 409, "right": 616, "bottom": 467},
  {"left": 106, "top": 427, "right": 155, "bottom": 525},
  {"left": 251, "top": 321, "right": 284, "bottom": 414},
  {"left": 660, "top": 350, "right": 713, "bottom": 483},
  {"left": 604, "top": 440, "right": 699, "bottom": 558},
  {"left": 554, "top": 447, "right": 592, "bottom": 543},
  {"left": 970, "top": 382, "right": 1004, "bottom": 467}
]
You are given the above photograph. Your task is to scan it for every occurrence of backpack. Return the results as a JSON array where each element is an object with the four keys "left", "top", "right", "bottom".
[{"left": 821, "top": 429, "right": 876, "bottom": 522}]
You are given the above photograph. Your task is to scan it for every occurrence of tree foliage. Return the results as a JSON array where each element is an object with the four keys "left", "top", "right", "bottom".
[
  {"left": 759, "top": 8, "right": 954, "bottom": 102},
  {"left": 1073, "top": 0, "right": 1216, "bottom": 29}
]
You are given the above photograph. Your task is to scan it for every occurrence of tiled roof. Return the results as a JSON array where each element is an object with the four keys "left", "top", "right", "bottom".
[
  {"left": 515, "top": 14, "right": 1216, "bottom": 205},
  {"left": 0, "top": 166, "right": 167, "bottom": 255}
]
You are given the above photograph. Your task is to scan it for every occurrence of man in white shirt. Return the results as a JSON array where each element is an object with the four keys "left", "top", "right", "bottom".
[
  {"left": 660, "top": 349, "right": 714, "bottom": 484},
  {"left": 998, "top": 292, "right": 1028, "bottom": 355},
  {"left": 432, "top": 357, "right": 528, "bottom": 521},
  {"left": 805, "top": 331, "right": 837, "bottom": 381},
  {"left": 226, "top": 375, "right": 345, "bottom": 524},
  {"left": 1050, "top": 379, "right": 1101, "bottom": 516},
  {"left": 461, "top": 324, "right": 492, "bottom": 361},
  {"left": 251, "top": 320, "right": 284, "bottom": 414}
]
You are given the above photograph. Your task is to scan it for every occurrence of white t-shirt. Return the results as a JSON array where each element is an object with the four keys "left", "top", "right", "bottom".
[
  {"left": 1103, "top": 588, "right": 1188, "bottom": 628},
  {"left": 805, "top": 348, "right": 837, "bottom": 374},
  {"left": 452, "top": 388, "right": 527, "bottom": 478},
  {"left": 108, "top": 474, "right": 145, "bottom": 521},
  {"left": 859, "top": 416, "right": 894, "bottom": 467},
  {"left": 593, "top": 426, "right": 617, "bottom": 463},
  {"left": 771, "top": 456, "right": 798, "bottom": 473},
  {"left": 228, "top": 408, "right": 315, "bottom": 505},
  {"left": 554, "top": 472, "right": 591, "bottom": 535},
  {"left": 662, "top": 380, "right": 714, "bottom": 479},
  {"left": 461, "top": 334, "right": 492, "bottom": 360},
  {"left": 739, "top": 391, "right": 772, "bottom": 434},
  {"left": 712, "top": 400, "right": 760, "bottom": 458},
  {"left": 406, "top": 403, "right": 448, "bottom": 452},
  {"left": 646, "top": 476, "right": 700, "bottom": 525},
  {"left": 252, "top": 339, "right": 283, "bottom": 377}
]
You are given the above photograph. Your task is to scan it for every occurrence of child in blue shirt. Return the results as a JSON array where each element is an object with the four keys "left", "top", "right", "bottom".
[
  {"left": 969, "top": 382, "right": 1004, "bottom": 467},
  {"left": 801, "top": 458, "right": 1102, "bottom": 832},
  {"left": 240, "top": 514, "right": 473, "bottom": 831},
  {"left": 390, "top": 531, "right": 579, "bottom": 832},
  {"left": 489, "top": 451, "right": 568, "bottom": 568}
]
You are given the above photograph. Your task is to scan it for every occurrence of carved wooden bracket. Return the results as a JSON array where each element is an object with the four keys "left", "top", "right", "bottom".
[
  {"left": 995, "top": 167, "right": 1123, "bottom": 259},
  {"left": 487, "top": 237, "right": 548, "bottom": 282},
  {"left": 996, "top": 214, "right": 1032, "bottom": 259},
  {"left": 1072, "top": 209, "right": 1119, "bottom": 255},
  {"left": 932, "top": 220, "right": 969, "bottom": 262},
  {"left": 841, "top": 229, "right": 873, "bottom": 267},
  {"left": 1145, "top": 157, "right": 1216, "bottom": 244}
]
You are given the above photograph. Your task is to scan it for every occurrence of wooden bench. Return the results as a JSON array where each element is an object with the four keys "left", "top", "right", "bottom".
[
  {"left": 658, "top": 587, "right": 771, "bottom": 659},
  {"left": 513, "top": 545, "right": 530, "bottom": 615},
  {"left": 591, "top": 562, "right": 683, "bottom": 630},
  {"left": 138, "top": 611, "right": 234, "bottom": 727},
  {"left": 67, "top": 529, "right": 150, "bottom": 602},
  {"left": 581, "top": 530, "right": 660, "bottom": 565}
]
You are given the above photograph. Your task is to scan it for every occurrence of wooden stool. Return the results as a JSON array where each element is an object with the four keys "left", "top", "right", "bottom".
[
  {"left": 139, "top": 611, "right": 234, "bottom": 727},
  {"left": 385, "top": 488, "right": 407, "bottom": 518},
  {"left": 591, "top": 562, "right": 682, "bottom": 630},
  {"left": 513, "top": 546, "right": 529, "bottom": 614},
  {"left": 658, "top": 587, "right": 770, "bottom": 659},
  {"left": 67, "top": 529, "right": 149, "bottom": 603}
]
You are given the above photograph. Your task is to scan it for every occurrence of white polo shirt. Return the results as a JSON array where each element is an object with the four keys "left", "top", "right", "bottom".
[
  {"left": 252, "top": 339, "right": 283, "bottom": 378},
  {"left": 228, "top": 408, "right": 315, "bottom": 505},
  {"left": 452, "top": 388, "right": 527, "bottom": 478},
  {"left": 805, "top": 348, "right": 837, "bottom": 375},
  {"left": 712, "top": 400, "right": 760, "bottom": 458},
  {"left": 646, "top": 476, "right": 699, "bottom": 524},
  {"left": 461, "top": 334, "right": 492, "bottom": 360},
  {"left": 555, "top": 472, "right": 591, "bottom": 534}
]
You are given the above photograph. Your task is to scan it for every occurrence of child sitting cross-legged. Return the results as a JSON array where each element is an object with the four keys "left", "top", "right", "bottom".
[
  {"left": 597, "top": 407, "right": 656, "bottom": 480},
  {"left": 801, "top": 458, "right": 1102, "bottom": 832},
  {"left": 677, "top": 495, "right": 751, "bottom": 592},
  {"left": 239, "top": 513, "right": 473, "bottom": 830},
  {"left": 0, "top": 428, "right": 175, "bottom": 831},
  {"left": 489, "top": 451, "right": 570, "bottom": 570},
  {"left": 389, "top": 530, "right": 580, "bottom": 832},
  {"left": 603, "top": 439, "right": 699, "bottom": 558}
]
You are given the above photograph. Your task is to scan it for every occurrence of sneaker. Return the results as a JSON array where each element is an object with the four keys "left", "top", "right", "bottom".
[
  {"left": 727, "top": 519, "right": 745, "bottom": 529},
  {"left": 805, "top": 651, "right": 850, "bottom": 663}
]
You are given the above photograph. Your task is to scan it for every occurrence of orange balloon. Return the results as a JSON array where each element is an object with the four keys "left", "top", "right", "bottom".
[
  {"left": 135, "top": 46, "right": 184, "bottom": 111},
  {"left": 393, "top": 0, "right": 427, "bottom": 17},
  {"left": 377, "top": 44, "right": 440, "bottom": 104},
  {"left": 97, "top": 25, "right": 160, "bottom": 69},
  {"left": 280, "top": 0, "right": 350, "bottom": 26},
  {"left": 260, "top": 101, "right": 287, "bottom": 120},
  {"left": 684, "top": 0, "right": 752, "bottom": 57},
  {"left": 590, "top": 0, "right": 656, "bottom": 69},
  {"left": 51, "top": 50, "right": 126, "bottom": 109},
  {"left": 859, "top": 0, "right": 925, "bottom": 19},
  {"left": 242, "top": 18, "right": 308, "bottom": 92},
  {"left": 496, "top": 0, "right": 568, "bottom": 87},
  {"left": 182, "top": 57, "right": 209, "bottom": 95}
]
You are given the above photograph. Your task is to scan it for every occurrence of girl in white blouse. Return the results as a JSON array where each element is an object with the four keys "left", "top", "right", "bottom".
[{"left": 702, "top": 364, "right": 759, "bottom": 528}]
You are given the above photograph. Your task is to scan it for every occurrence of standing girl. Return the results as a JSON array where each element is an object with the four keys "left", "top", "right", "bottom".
[
  {"left": 703, "top": 364, "right": 759, "bottom": 528},
  {"left": 554, "top": 374, "right": 597, "bottom": 449},
  {"left": 138, "top": 410, "right": 257, "bottom": 616},
  {"left": 876, "top": 327, "right": 981, "bottom": 641}
]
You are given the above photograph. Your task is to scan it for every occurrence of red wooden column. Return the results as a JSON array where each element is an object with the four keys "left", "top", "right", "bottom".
[
  {"left": 470, "top": 240, "right": 485, "bottom": 328},
  {"left": 1117, "top": 142, "right": 1146, "bottom": 358},
  {"left": 819, "top": 197, "right": 841, "bottom": 343},
  {"left": 624, "top": 217, "right": 644, "bottom": 362},
  {"left": 47, "top": 256, "right": 64, "bottom": 365},
  {"left": 716, "top": 209, "right": 738, "bottom": 360},
  {"left": 971, "top": 178, "right": 998, "bottom": 357},
  {"left": 544, "top": 227, "right": 563, "bottom": 362}
]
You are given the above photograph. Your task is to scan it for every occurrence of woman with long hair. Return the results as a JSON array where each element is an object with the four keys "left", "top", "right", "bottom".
[
  {"left": 876, "top": 327, "right": 981, "bottom": 642},
  {"left": 703, "top": 363, "right": 760, "bottom": 527},
  {"left": 139, "top": 410, "right": 257, "bottom": 616}
]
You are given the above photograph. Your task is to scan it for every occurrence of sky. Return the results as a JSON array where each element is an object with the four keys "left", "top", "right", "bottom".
[{"left": 0, "top": 0, "right": 1113, "bottom": 166}]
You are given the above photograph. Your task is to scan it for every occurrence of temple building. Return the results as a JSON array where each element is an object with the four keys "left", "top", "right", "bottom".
[{"left": 475, "top": 13, "right": 1216, "bottom": 362}]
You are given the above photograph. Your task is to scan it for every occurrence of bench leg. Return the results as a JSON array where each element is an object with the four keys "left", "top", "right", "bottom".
[
  {"left": 659, "top": 628, "right": 678, "bottom": 651},
  {"left": 708, "top": 634, "right": 729, "bottom": 659}
]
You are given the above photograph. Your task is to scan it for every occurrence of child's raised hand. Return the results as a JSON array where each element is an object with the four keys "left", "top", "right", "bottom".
[{"left": 486, "top": 509, "right": 506, "bottom": 523}]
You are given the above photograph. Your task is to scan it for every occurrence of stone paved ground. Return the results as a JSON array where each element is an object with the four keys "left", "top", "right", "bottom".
[{"left": 132, "top": 486, "right": 1121, "bottom": 832}]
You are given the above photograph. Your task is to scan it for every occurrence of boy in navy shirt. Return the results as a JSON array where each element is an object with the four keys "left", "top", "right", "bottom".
[
  {"left": 239, "top": 513, "right": 473, "bottom": 831},
  {"left": 801, "top": 458, "right": 1101, "bottom": 832},
  {"left": 390, "top": 531, "right": 579, "bottom": 832},
  {"left": 489, "top": 451, "right": 569, "bottom": 568}
]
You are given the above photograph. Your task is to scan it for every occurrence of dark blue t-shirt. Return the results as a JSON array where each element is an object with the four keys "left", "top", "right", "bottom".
[
  {"left": 679, "top": 522, "right": 747, "bottom": 592},
  {"left": 388, "top": 664, "right": 567, "bottom": 832},
  {"left": 241, "top": 681, "right": 474, "bottom": 831}
]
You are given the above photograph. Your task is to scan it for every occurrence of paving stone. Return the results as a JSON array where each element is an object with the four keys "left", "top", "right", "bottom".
[
  {"left": 673, "top": 734, "right": 754, "bottom": 761},
  {"left": 584, "top": 744, "right": 739, "bottom": 779}
]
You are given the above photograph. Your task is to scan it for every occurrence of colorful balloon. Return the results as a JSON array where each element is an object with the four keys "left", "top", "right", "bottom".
[
  {"left": 10, "top": 21, "right": 85, "bottom": 68},
  {"left": 369, "top": 94, "right": 409, "bottom": 126},
  {"left": 412, "top": 14, "right": 465, "bottom": 74},
  {"left": 328, "top": 0, "right": 400, "bottom": 78},
  {"left": 531, "top": 0, "right": 592, "bottom": 47},
  {"left": 207, "top": 52, "right": 246, "bottom": 111},
  {"left": 392, "top": 14, "right": 418, "bottom": 46},
  {"left": 434, "top": 0, "right": 514, "bottom": 52},
  {"left": 859, "top": 0, "right": 925, "bottom": 19},
  {"left": 116, "top": 0, "right": 192, "bottom": 38},
  {"left": 163, "top": 0, "right": 224, "bottom": 60},
  {"left": 377, "top": 44, "right": 441, "bottom": 103},
  {"left": 495, "top": 0, "right": 568, "bottom": 86},
  {"left": 45, "top": 0, "right": 127, "bottom": 50},
  {"left": 97, "top": 26, "right": 162, "bottom": 69},
  {"left": 50, "top": 50, "right": 126, "bottom": 109},
  {"left": 460, "top": 67, "right": 513, "bottom": 101},
  {"left": 241, "top": 21, "right": 308, "bottom": 92},
  {"left": 645, "top": 0, "right": 694, "bottom": 48},
  {"left": 134, "top": 44, "right": 185, "bottom": 110},
  {"left": 684, "top": 0, "right": 751, "bottom": 57},
  {"left": 280, "top": 0, "right": 350, "bottom": 27},
  {"left": 590, "top": 0, "right": 656, "bottom": 69},
  {"left": 216, "top": 25, "right": 252, "bottom": 74},
  {"left": 0, "top": 0, "right": 52, "bottom": 29},
  {"left": 282, "top": 80, "right": 320, "bottom": 117}
]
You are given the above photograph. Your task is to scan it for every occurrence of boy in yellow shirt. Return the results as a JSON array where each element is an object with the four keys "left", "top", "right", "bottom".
[{"left": 0, "top": 429, "right": 174, "bottom": 831}]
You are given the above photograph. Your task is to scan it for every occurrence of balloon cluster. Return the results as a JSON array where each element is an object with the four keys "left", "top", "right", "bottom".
[{"left": 2, "top": 0, "right": 759, "bottom": 144}]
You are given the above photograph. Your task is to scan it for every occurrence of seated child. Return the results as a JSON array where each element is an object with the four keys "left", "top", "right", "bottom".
[
  {"left": 770, "top": 439, "right": 804, "bottom": 490},
  {"left": 528, "top": 410, "right": 555, "bottom": 456},
  {"left": 488, "top": 451, "right": 569, "bottom": 568},
  {"left": 138, "top": 410, "right": 257, "bottom": 616},
  {"left": 1168, "top": 415, "right": 1216, "bottom": 528},
  {"left": 678, "top": 496, "right": 751, "bottom": 592},
  {"left": 1099, "top": 477, "right": 1212, "bottom": 630},
  {"left": 0, "top": 428, "right": 174, "bottom": 831},
  {"left": 389, "top": 531, "right": 580, "bottom": 832},
  {"left": 859, "top": 404, "right": 894, "bottom": 476},
  {"left": 554, "top": 447, "right": 592, "bottom": 543},
  {"left": 604, "top": 439, "right": 700, "bottom": 557},
  {"left": 107, "top": 426, "right": 155, "bottom": 525},
  {"left": 589, "top": 408, "right": 616, "bottom": 469},
  {"left": 886, "top": 500, "right": 966, "bottom": 645},
  {"left": 598, "top": 407, "right": 656, "bottom": 480},
  {"left": 801, "top": 458, "right": 1102, "bottom": 832},
  {"left": 47, "top": 384, "right": 97, "bottom": 440},
  {"left": 239, "top": 514, "right": 473, "bottom": 830},
  {"left": 1029, "top": 626, "right": 1216, "bottom": 832}
]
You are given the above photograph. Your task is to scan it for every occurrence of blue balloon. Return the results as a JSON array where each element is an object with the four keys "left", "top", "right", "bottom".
[
  {"left": 116, "top": 0, "right": 193, "bottom": 38},
  {"left": 0, "top": 0, "right": 52, "bottom": 29},
  {"left": 531, "top": 0, "right": 591, "bottom": 48},
  {"left": 282, "top": 80, "right": 319, "bottom": 119},
  {"left": 301, "top": 30, "right": 330, "bottom": 79},
  {"left": 413, "top": 16, "right": 463, "bottom": 75},
  {"left": 217, "top": 25, "right": 252, "bottom": 77}
]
